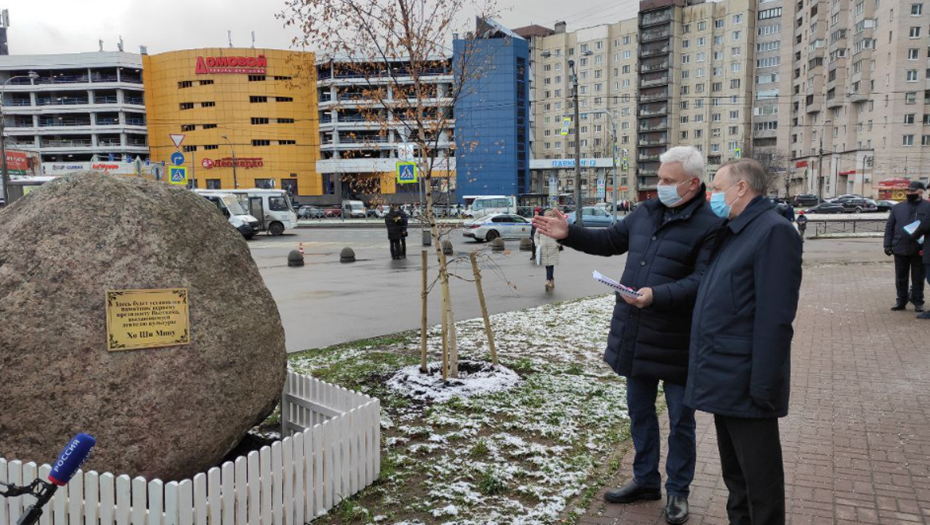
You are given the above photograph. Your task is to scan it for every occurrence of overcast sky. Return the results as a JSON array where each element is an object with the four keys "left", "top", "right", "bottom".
[{"left": 7, "top": 0, "right": 643, "bottom": 56}]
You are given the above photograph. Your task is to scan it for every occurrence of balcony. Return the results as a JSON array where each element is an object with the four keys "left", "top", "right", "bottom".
[
  {"left": 640, "top": 9, "right": 672, "bottom": 27},
  {"left": 640, "top": 75, "right": 669, "bottom": 88},
  {"left": 41, "top": 138, "right": 93, "bottom": 148},
  {"left": 7, "top": 99, "right": 32, "bottom": 107},
  {"left": 641, "top": 28, "right": 671, "bottom": 43},
  {"left": 639, "top": 104, "right": 668, "bottom": 117},
  {"left": 36, "top": 97, "right": 89, "bottom": 106},
  {"left": 638, "top": 136, "right": 668, "bottom": 147},
  {"left": 641, "top": 59, "right": 670, "bottom": 73},
  {"left": 638, "top": 153, "right": 661, "bottom": 162},
  {"left": 338, "top": 135, "right": 391, "bottom": 144},
  {"left": 34, "top": 74, "right": 90, "bottom": 85},
  {"left": 640, "top": 43, "right": 671, "bottom": 58},
  {"left": 639, "top": 118, "right": 668, "bottom": 132},
  {"left": 91, "top": 74, "right": 119, "bottom": 83},
  {"left": 39, "top": 118, "right": 92, "bottom": 127},
  {"left": 640, "top": 91, "right": 669, "bottom": 103},
  {"left": 126, "top": 138, "right": 148, "bottom": 147},
  {"left": 124, "top": 97, "right": 145, "bottom": 106},
  {"left": 98, "top": 138, "right": 122, "bottom": 147},
  {"left": 125, "top": 117, "right": 146, "bottom": 126},
  {"left": 849, "top": 91, "right": 869, "bottom": 102},
  {"left": 94, "top": 96, "right": 119, "bottom": 104},
  {"left": 96, "top": 117, "right": 120, "bottom": 126}
]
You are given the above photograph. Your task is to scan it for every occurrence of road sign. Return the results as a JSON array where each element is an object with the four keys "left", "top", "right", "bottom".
[
  {"left": 169, "top": 134, "right": 186, "bottom": 149},
  {"left": 396, "top": 161, "right": 418, "bottom": 184},
  {"left": 560, "top": 117, "right": 571, "bottom": 136},
  {"left": 171, "top": 152, "right": 185, "bottom": 166},
  {"left": 168, "top": 166, "right": 188, "bottom": 186}
]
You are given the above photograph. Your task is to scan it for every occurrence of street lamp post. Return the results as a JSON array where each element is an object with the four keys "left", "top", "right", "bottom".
[
  {"left": 221, "top": 135, "right": 238, "bottom": 189},
  {"left": 816, "top": 119, "right": 831, "bottom": 200},
  {"left": 0, "top": 70, "right": 39, "bottom": 205}
]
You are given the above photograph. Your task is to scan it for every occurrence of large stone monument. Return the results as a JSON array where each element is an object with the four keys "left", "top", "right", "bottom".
[{"left": 0, "top": 172, "right": 287, "bottom": 481}]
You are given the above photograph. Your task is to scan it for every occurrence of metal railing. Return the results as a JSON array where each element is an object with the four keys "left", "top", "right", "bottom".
[
  {"left": 813, "top": 219, "right": 886, "bottom": 236},
  {"left": 42, "top": 139, "right": 93, "bottom": 147},
  {"left": 94, "top": 96, "right": 119, "bottom": 104}
]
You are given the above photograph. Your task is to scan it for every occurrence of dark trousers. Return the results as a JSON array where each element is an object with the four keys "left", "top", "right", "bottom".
[
  {"left": 714, "top": 415, "right": 785, "bottom": 525},
  {"left": 545, "top": 265, "right": 554, "bottom": 280},
  {"left": 400, "top": 235, "right": 407, "bottom": 257},
  {"left": 894, "top": 255, "right": 926, "bottom": 306},
  {"left": 389, "top": 238, "right": 401, "bottom": 258},
  {"left": 627, "top": 376, "right": 696, "bottom": 497}
]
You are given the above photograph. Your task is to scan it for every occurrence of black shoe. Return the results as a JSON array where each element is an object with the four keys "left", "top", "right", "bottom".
[
  {"left": 604, "top": 481, "right": 662, "bottom": 504},
  {"left": 665, "top": 495, "right": 689, "bottom": 524},
  {"left": 891, "top": 303, "right": 907, "bottom": 311},
  {"left": 916, "top": 305, "right": 925, "bottom": 313},
  {"left": 918, "top": 311, "right": 930, "bottom": 319}
]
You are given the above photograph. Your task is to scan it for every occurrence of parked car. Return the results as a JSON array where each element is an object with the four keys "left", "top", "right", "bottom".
[
  {"left": 567, "top": 206, "right": 617, "bottom": 228},
  {"left": 839, "top": 197, "right": 877, "bottom": 213},
  {"left": 875, "top": 200, "right": 898, "bottom": 212},
  {"left": 792, "top": 194, "right": 821, "bottom": 207},
  {"left": 462, "top": 213, "right": 532, "bottom": 242},
  {"left": 297, "top": 205, "right": 325, "bottom": 219},
  {"left": 804, "top": 202, "right": 846, "bottom": 214},
  {"left": 829, "top": 194, "right": 864, "bottom": 203},
  {"left": 323, "top": 207, "right": 342, "bottom": 218}
]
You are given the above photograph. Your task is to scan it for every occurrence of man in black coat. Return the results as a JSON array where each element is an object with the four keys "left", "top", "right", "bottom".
[
  {"left": 686, "top": 159, "right": 802, "bottom": 525},
  {"left": 885, "top": 181, "right": 930, "bottom": 311},
  {"left": 908, "top": 202, "right": 930, "bottom": 319},
  {"left": 534, "top": 146, "right": 723, "bottom": 524},
  {"left": 384, "top": 205, "right": 405, "bottom": 260}
]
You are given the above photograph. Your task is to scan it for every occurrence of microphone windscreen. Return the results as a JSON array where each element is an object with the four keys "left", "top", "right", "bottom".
[{"left": 47, "top": 434, "right": 96, "bottom": 486}]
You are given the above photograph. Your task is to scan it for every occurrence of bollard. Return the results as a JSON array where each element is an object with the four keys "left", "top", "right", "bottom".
[
  {"left": 287, "top": 250, "right": 304, "bottom": 267},
  {"left": 442, "top": 240, "right": 453, "bottom": 256},
  {"left": 490, "top": 238, "right": 505, "bottom": 252},
  {"left": 519, "top": 237, "right": 533, "bottom": 252},
  {"left": 340, "top": 247, "right": 356, "bottom": 263}
]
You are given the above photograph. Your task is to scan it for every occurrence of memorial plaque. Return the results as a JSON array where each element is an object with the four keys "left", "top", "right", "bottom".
[{"left": 106, "top": 289, "right": 191, "bottom": 351}]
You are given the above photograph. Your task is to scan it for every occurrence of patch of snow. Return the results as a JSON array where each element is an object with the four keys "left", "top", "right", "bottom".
[
  {"left": 387, "top": 361, "right": 521, "bottom": 402},
  {"left": 431, "top": 504, "right": 459, "bottom": 517}
]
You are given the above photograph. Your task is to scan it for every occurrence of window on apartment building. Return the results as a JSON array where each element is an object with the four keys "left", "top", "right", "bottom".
[
  {"left": 203, "top": 123, "right": 217, "bottom": 129},
  {"left": 180, "top": 124, "right": 196, "bottom": 132},
  {"left": 622, "top": 79, "right": 631, "bottom": 87},
  {"left": 682, "top": 54, "right": 691, "bottom": 64},
  {"left": 716, "top": 19, "right": 724, "bottom": 28},
  {"left": 697, "top": 67, "right": 706, "bottom": 77},
  {"left": 580, "top": 58, "right": 588, "bottom": 67},
  {"left": 595, "top": 83, "right": 603, "bottom": 92},
  {"left": 922, "top": 135, "right": 930, "bottom": 146},
  {"left": 697, "top": 52, "right": 706, "bottom": 61},
  {"left": 275, "top": 97, "right": 293, "bottom": 102},
  {"left": 731, "top": 47, "right": 741, "bottom": 57},
  {"left": 714, "top": 35, "right": 724, "bottom": 45},
  {"left": 732, "top": 30, "right": 742, "bottom": 40},
  {"left": 713, "top": 113, "right": 722, "bottom": 122},
  {"left": 248, "top": 75, "right": 266, "bottom": 82},
  {"left": 180, "top": 102, "right": 194, "bottom": 110},
  {"left": 682, "top": 70, "right": 691, "bottom": 79},
  {"left": 622, "top": 65, "right": 631, "bottom": 74},
  {"left": 681, "top": 131, "right": 689, "bottom": 139},
  {"left": 279, "top": 140, "right": 296, "bottom": 145},
  {"left": 713, "top": 82, "right": 723, "bottom": 92},
  {"left": 252, "top": 140, "right": 271, "bottom": 146},
  {"left": 580, "top": 44, "right": 589, "bottom": 53},
  {"left": 908, "top": 69, "right": 920, "bottom": 81},
  {"left": 683, "top": 24, "right": 692, "bottom": 34},
  {"left": 728, "top": 141, "right": 740, "bottom": 151},
  {"left": 183, "top": 145, "right": 197, "bottom": 152},
  {"left": 251, "top": 117, "right": 270, "bottom": 125},
  {"left": 730, "top": 125, "right": 741, "bottom": 135},
  {"left": 730, "top": 79, "right": 741, "bottom": 88},
  {"left": 731, "top": 62, "right": 741, "bottom": 72},
  {"left": 203, "top": 145, "right": 219, "bottom": 150},
  {"left": 595, "top": 55, "right": 603, "bottom": 64},
  {"left": 759, "top": 8, "right": 782, "bottom": 19},
  {"left": 683, "top": 40, "right": 691, "bottom": 48},
  {"left": 912, "top": 3, "right": 923, "bottom": 15},
  {"left": 698, "top": 37, "right": 706, "bottom": 46},
  {"left": 623, "top": 50, "right": 632, "bottom": 59},
  {"left": 730, "top": 110, "right": 740, "bottom": 120},
  {"left": 623, "top": 36, "right": 632, "bottom": 44},
  {"left": 622, "top": 122, "right": 630, "bottom": 130},
  {"left": 911, "top": 26, "right": 922, "bottom": 37},
  {"left": 713, "top": 67, "right": 723, "bottom": 76},
  {"left": 681, "top": 85, "right": 691, "bottom": 95},
  {"left": 595, "top": 69, "right": 603, "bottom": 78},
  {"left": 757, "top": 56, "right": 780, "bottom": 68},
  {"left": 714, "top": 51, "right": 723, "bottom": 60},
  {"left": 681, "top": 116, "right": 690, "bottom": 124},
  {"left": 904, "top": 134, "right": 915, "bottom": 145},
  {"left": 734, "top": 14, "right": 743, "bottom": 23},
  {"left": 250, "top": 96, "right": 267, "bottom": 103},
  {"left": 200, "top": 80, "right": 214, "bottom": 86},
  {"left": 555, "top": 89, "right": 562, "bottom": 96},
  {"left": 622, "top": 107, "right": 631, "bottom": 116},
  {"left": 596, "top": 41, "right": 604, "bottom": 50},
  {"left": 178, "top": 81, "right": 193, "bottom": 89},
  {"left": 711, "top": 143, "right": 721, "bottom": 152},
  {"left": 698, "top": 21, "right": 707, "bottom": 31},
  {"left": 696, "top": 83, "right": 706, "bottom": 93}
]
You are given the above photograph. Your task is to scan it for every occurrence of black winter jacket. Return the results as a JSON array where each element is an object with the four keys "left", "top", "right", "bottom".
[
  {"left": 560, "top": 188, "right": 723, "bottom": 385},
  {"left": 910, "top": 213, "right": 930, "bottom": 264},
  {"left": 384, "top": 211, "right": 406, "bottom": 240},
  {"left": 884, "top": 199, "right": 930, "bottom": 257},
  {"left": 685, "top": 197, "right": 802, "bottom": 419}
]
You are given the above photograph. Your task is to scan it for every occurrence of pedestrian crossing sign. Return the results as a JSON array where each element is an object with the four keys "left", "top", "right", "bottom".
[
  {"left": 396, "top": 161, "right": 418, "bottom": 184},
  {"left": 168, "top": 166, "right": 188, "bottom": 186}
]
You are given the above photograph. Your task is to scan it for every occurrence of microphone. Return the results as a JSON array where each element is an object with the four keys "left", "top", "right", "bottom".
[
  {"left": 0, "top": 434, "right": 96, "bottom": 525},
  {"left": 47, "top": 433, "right": 96, "bottom": 486}
]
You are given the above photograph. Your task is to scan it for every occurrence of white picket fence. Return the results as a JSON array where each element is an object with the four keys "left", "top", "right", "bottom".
[{"left": 0, "top": 371, "right": 380, "bottom": 525}]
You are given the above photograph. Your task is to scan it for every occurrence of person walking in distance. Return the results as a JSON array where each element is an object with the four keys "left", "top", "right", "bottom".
[
  {"left": 384, "top": 205, "right": 405, "bottom": 260},
  {"left": 687, "top": 159, "right": 802, "bottom": 525},
  {"left": 399, "top": 205, "right": 410, "bottom": 259},
  {"left": 534, "top": 146, "right": 723, "bottom": 524},
  {"left": 884, "top": 181, "right": 930, "bottom": 312},
  {"left": 908, "top": 204, "right": 930, "bottom": 319},
  {"left": 534, "top": 209, "right": 561, "bottom": 290}
]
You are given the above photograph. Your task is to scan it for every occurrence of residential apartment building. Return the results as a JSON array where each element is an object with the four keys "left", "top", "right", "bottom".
[
  {"left": 315, "top": 58, "right": 455, "bottom": 205},
  {"left": 530, "top": 0, "right": 757, "bottom": 201},
  {"left": 780, "top": 0, "right": 930, "bottom": 197},
  {"left": 0, "top": 52, "right": 148, "bottom": 165}
]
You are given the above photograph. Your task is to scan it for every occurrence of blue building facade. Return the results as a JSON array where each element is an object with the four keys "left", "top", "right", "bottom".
[{"left": 453, "top": 20, "right": 530, "bottom": 202}]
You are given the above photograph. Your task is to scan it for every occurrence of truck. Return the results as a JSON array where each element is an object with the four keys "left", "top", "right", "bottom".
[{"left": 194, "top": 190, "right": 261, "bottom": 239}]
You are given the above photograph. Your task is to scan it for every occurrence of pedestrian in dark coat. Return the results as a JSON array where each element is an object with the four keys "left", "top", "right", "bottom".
[
  {"left": 399, "top": 207, "right": 409, "bottom": 258},
  {"left": 384, "top": 206, "right": 405, "bottom": 260},
  {"left": 908, "top": 200, "right": 930, "bottom": 319},
  {"left": 884, "top": 181, "right": 930, "bottom": 311},
  {"left": 686, "top": 159, "right": 802, "bottom": 525},
  {"left": 534, "top": 146, "right": 723, "bottom": 524}
]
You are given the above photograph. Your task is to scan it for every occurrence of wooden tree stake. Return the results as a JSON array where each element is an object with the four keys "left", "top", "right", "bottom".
[
  {"left": 420, "top": 249, "right": 429, "bottom": 373},
  {"left": 469, "top": 251, "right": 498, "bottom": 367}
]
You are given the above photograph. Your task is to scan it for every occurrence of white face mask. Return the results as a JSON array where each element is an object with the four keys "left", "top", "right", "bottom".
[{"left": 656, "top": 179, "right": 692, "bottom": 207}]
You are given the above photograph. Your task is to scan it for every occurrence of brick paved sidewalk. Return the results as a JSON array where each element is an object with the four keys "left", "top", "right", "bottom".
[{"left": 579, "top": 262, "right": 930, "bottom": 525}]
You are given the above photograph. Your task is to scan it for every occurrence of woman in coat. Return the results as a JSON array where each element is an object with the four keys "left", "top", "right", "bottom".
[{"left": 535, "top": 209, "right": 561, "bottom": 290}]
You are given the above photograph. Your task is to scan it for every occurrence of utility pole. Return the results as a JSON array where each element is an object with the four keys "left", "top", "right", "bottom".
[
  {"left": 222, "top": 135, "right": 238, "bottom": 189},
  {"left": 570, "top": 58, "right": 583, "bottom": 227},
  {"left": 817, "top": 136, "right": 823, "bottom": 200},
  {"left": 611, "top": 121, "right": 618, "bottom": 225}
]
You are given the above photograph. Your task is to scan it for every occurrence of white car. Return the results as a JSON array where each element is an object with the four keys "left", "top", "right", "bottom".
[{"left": 462, "top": 213, "right": 532, "bottom": 242}]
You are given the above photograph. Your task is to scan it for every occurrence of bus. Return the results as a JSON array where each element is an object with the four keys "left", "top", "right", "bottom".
[
  {"left": 462, "top": 195, "right": 517, "bottom": 218},
  {"left": 223, "top": 189, "right": 299, "bottom": 235}
]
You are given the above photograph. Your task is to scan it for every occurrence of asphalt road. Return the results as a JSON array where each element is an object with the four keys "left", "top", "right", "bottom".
[{"left": 249, "top": 227, "right": 889, "bottom": 352}]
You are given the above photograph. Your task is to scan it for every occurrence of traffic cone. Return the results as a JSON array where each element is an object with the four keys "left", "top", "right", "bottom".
[{"left": 298, "top": 242, "right": 305, "bottom": 255}]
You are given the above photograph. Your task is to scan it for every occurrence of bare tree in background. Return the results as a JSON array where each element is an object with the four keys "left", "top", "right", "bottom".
[{"left": 280, "top": 0, "right": 498, "bottom": 379}]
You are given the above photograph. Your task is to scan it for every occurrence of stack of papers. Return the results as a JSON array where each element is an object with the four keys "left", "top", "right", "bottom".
[
  {"left": 904, "top": 220, "right": 926, "bottom": 245},
  {"left": 593, "top": 270, "right": 643, "bottom": 299}
]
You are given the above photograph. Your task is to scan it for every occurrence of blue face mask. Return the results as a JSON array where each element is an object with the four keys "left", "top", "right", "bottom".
[
  {"left": 657, "top": 180, "right": 690, "bottom": 207},
  {"left": 710, "top": 185, "right": 737, "bottom": 219}
]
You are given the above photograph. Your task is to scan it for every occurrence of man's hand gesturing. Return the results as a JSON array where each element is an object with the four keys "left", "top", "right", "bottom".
[{"left": 532, "top": 209, "right": 570, "bottom": 240}]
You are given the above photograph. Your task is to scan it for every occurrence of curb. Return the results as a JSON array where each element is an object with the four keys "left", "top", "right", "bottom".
[{"left": 296, "top": 221, "right": 465, "bottom": 229}]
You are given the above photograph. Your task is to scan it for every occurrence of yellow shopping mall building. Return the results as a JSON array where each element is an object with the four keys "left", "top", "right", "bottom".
[{"left": 143, "top": 48, "right": 320, "bottom": 196}]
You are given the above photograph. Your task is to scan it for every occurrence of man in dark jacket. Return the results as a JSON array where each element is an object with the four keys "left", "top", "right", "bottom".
[
  {"left": 884, "top": 181, "right": 930, "bottom": 311},
  {"left": 908, "top": 204, "right": 930, "bottom": 319},
  {"left": 384, "top": 205, "right": 405, "bottom": 260},
  {"left": 534, "top": 146, "right": 723, "bottom": 524},
  {"left": 687, "top": 159, "right": 802, "bottom": 525}
]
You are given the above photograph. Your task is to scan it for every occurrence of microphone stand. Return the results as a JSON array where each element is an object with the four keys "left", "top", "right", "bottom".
[{"left": 0, "top": 480, "right": 59, "bottom": 525}]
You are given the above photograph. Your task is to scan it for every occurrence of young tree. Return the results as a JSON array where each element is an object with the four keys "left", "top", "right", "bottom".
[{"left": 280, "top": 0, "right": 497, "bottom": 378}]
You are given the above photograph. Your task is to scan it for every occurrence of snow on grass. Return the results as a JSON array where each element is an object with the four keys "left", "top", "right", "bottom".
[
  {"left": 288, "top": 294, "right": 630, "bottom": 525},
  {"left": 387, "top": 361, "right": 521, "bottom": 402}
]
